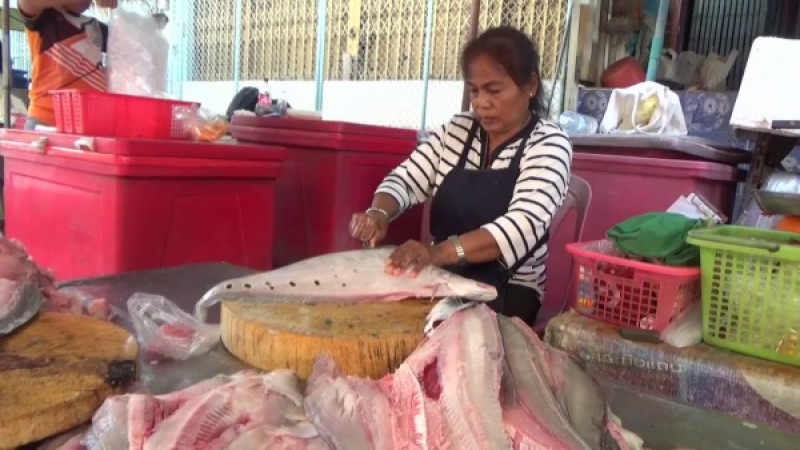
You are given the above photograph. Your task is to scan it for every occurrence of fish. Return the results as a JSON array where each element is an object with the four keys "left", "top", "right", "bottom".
[
  {"left": 392, "top": 303, "right": 509, "bottom": 450},
  {"left": 497, "top": 315, "right": 593, "bottom": 449},
  {"left": 143, "top": 371, "right": 307, "bottom": 450},
  {"left": 194, "top": 247, "right": 497, "bottom": 322},
  {"left": 424, "top": 298, "right": 478, "bottom": 335},
  {"left": 0, "top": 277, "right": 44, "bottom": 335},
  {"left": 304, "top": 355, "right": 382, "bottom": 450}
]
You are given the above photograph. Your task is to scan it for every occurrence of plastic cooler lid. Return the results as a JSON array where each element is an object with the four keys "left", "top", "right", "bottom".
[
  {"left": 574, "top": 152, "right": 742, "bottom": 181},
  {"left": 570, "top": 134, "right": 751, "bottom": 165},
  {"left": 230, "top": 115, "right": 418, "bottom": 141},
  {"left": 0, "top": 143, "right": 284, "bottom": 179},
  {"left": 230, "top": 124, "right": 415, "bottom": 155},
  {"left": 0, "top": 130, "right": 287, "bottom": 161}
]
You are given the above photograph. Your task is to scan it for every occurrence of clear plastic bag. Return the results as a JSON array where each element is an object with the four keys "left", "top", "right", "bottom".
[
  {"left": 173, "top": 106, "right": 229, "bottom": 142},
  {"left": 107, "top": 4, "right": 169, "bottom": 97},
  {"left": 127, "top": 293, "right": 220, "bottom": 363},
  {"left": 660, "top": 301, "right": 702, "bottom": 348}
]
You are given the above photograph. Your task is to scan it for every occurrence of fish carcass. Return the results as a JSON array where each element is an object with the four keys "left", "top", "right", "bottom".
[
  {"left": 80, "top": 370, "right": 327, "bottom": 450},
  {"left": 0, "top": 238, "right": 111, "bottom": 335},
  {"left": 0, "top": 239, "right": 46, "bottom": 334},
  {"left": 194, "top": 247, "right": 498, "bottom": 322},
  {"left": 305, "top": 304, "right": 639, "bottom": 450}
]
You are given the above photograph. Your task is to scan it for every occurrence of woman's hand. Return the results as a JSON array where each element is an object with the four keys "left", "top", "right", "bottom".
[
  {"left": 349, "top": 211, "right": 389, "bottom": 248},
  {"left": 385, "top": 240, "right": 445, "bottom": 277}
]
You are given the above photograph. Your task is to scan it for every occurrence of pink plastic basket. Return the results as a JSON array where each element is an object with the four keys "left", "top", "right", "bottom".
[{"left": 566, "top": 240, "right": 701, "bottom": 332}]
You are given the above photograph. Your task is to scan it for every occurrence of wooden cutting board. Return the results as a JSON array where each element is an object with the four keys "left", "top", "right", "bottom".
[
  {"left": 0, "top": 312, "right": 139, "bottom": 449},
  {"left": 221, "top": 300, "right": 436, "bottom": 380}
]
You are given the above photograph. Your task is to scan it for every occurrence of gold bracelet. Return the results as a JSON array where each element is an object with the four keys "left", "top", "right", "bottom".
[{"left": 366, "top": 207, "right": 392, "bottom": 222}]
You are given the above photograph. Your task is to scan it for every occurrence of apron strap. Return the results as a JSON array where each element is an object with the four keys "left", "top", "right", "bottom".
[{"left": 456, "top": 121, "right": 480, "bottom": 169}]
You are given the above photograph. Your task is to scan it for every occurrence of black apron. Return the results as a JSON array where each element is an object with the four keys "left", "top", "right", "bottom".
[{"left": 429, "top": 119, "right": 547, "bottom": 324}]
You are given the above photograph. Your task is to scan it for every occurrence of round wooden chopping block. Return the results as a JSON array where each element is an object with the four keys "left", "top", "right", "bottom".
[
  {"left": 221, "top": 300, "right": 436, "bottom": 380},
  {"left": 0, "top": 312, "right": 139, "bottom": 449}
]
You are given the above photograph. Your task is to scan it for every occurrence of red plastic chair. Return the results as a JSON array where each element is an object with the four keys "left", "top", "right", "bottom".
[{"left": 533, "top": 174, "right": 592, "bottom": 333}]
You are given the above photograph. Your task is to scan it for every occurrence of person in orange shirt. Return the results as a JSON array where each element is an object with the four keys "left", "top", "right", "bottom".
[{"left": 18, "top": 0, "right": 118, "bottom": 129}]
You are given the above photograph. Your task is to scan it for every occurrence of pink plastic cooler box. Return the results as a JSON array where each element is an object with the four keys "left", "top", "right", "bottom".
[
  {"left": 543, "top": 152, "right": 741, "bottom": 319},
  {"left": 230, "top": 116, "right": 422, "bottom": 268},
  {"left": 0, "top": 130, "right": 286, "bottom": 280}
]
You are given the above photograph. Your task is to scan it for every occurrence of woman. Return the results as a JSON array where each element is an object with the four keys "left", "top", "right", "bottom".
[{"left": 349, "top": 26, "right": 573, "bottom": 325}]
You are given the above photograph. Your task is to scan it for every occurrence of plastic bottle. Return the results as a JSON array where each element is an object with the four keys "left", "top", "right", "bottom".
[{"left": 558, "top": 111, "right": 599, "bottom": 135}]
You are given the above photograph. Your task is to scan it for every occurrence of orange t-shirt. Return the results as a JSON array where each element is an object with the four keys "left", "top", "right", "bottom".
[{"left": 23, "top": 8, "right": 108, "bottom": 125}]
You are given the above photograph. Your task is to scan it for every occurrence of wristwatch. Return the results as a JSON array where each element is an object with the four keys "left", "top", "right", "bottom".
[{"left": 448, "top": 235, "right": 467, "bottom": 266}]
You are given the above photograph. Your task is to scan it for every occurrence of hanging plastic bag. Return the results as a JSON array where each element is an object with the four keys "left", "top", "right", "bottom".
[
  {"left": 107, "top": 4, "right": 169, "bottom": 97},
  {"left": 600, "top": 81, "right": 688, "bottom": 135},
  {"left": 127, "top": 293, "right": 220, "bottom": 363},
  {"left": 660, "top": 301, "right": 702, "bottom": 348}
]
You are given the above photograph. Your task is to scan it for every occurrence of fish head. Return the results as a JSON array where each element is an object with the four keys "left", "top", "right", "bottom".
[{"left": 442, "top": 274, "right": 498, "bottom": 302}]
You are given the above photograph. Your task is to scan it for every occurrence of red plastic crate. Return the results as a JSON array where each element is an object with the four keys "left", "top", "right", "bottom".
[
  {"left": 566, "top": 240, "right": 701, "bottom": 332},
  {"left": 51, "top": 90, "right": 198, "bottom": 139},
  {"left": 230, "top": 118, "right": 422, "bottom": 268},
  {"left": 0, "top": 134, "right": 285, "bottom": 279}
]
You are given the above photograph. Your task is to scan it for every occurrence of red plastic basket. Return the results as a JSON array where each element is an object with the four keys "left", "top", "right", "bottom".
[
  {"left": 566, "top": 240, "right": 701, "bottom": 332},
  {"left": 51, "top": 90, "right": 198, "bottom": 139}
]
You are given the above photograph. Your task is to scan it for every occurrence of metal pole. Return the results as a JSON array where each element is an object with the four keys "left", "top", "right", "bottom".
[
  {"left": 419, "top": 0, "right": 435, "bottom": 131},
  {"left": 233, "top": 0, "right": 243, "bottom": 93},
  {"left": 314, "top": 0, "right": 327, "bottom": 112},
  {"left": 461, "top": 0, "right": 481, "bottom": 112},
  {"left": 646, "top": 0, "right": 670, "bottom": 81},
  {"left": 3, "top": 0, "right": 11, "bottom": 128},
  {"left": 547, "top": 0, "right": 573, "bottom": 118}
]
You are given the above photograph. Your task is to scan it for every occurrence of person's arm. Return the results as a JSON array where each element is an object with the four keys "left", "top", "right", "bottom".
[
  {"left": 373, "top": 124, "right": 446, "bottom": 217},
  {"left": 435, "top": 126, "right": 573, "bottom": 268},
  {"left": 18, "top": 0, "right": 92, "bottom": 18}
]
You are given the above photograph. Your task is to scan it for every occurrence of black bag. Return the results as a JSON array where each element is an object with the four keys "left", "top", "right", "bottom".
[{"left": 225, "top": 87, "right": 260, "bottom": 121}]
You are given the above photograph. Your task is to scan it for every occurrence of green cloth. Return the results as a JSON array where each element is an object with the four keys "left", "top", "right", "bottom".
[{"left": 607, "top": 212, "right": 706, "bottom": 267}]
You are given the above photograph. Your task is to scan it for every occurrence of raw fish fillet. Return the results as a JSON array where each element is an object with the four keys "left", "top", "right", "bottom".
[
  {"left": 143, "top": 370, "right": 308, "bottom": 450},
  {"left": 194, "top": 247, "right": 497, "bottom": 322},
  {"left": 497, "top": 315, "right": 592, "bottom": 449},
  {"left": 305, "top": 304, "right": 510, "bottom": 450},
  {"left": 0, "top": 237, "right": 112, "bottom": 329},
  {"left": 304, "top": 356, "right": 381, "bottom": 450},
  {"left": 83, "top": 375, "right": 232, "bottom": 450}
]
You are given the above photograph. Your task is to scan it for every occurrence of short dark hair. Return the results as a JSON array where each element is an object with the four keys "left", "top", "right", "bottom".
[{"left": 460, "top": 26, "right": 544, "bottom": 118}]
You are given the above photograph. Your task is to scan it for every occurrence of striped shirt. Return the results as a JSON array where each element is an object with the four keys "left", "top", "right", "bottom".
[{"left": 376, "top": 112, "right": 573, "bottom": 297}]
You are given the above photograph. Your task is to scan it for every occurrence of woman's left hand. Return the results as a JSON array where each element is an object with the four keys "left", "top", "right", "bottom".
[{"left": 385, "top": 240, "right": 442, "bottom": 277}]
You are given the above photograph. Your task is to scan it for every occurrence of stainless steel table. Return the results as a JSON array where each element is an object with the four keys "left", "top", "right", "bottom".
[
  {"left": 56, "top": 263, "right": 799, "bottom": 449},
  {"left": 59, "top": 262, "right": 257, "bottom": 395}
]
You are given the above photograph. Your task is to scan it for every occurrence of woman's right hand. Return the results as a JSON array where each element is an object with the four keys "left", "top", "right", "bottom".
[{"left": 349, "top": 211, "right": 389, "bottom": 248}]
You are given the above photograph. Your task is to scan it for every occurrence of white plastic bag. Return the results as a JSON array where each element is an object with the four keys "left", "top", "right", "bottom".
[
  {"left": 600, "top": 81, "right": 688, "bottom": 135},
  {"left": 660, "top": 301, "right": 702, "bottom": 348},
  {"left": 127, "top": 293, "right": 220, "bottom": 363},
  {"left": 107, "top": 4, "right": 168, "bottom": 96}
]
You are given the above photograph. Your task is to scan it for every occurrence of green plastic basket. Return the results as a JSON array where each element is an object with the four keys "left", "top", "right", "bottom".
[{"left": 686, "top": 226, "right": 800, "bottom": 367}]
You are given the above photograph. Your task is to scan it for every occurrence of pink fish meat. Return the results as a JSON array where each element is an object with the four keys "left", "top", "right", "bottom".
[
  {"left": 496, "top": 315, "right": 593, "bottom": 449},
  {"left": 304, "top": 355, "right": 391, "bottom": 450},
  {"left": 83, "top": 375, "right": 232, "bottom": 450},
  {"left": 194, "top": 247, "right": 497, "bottom": 322},
  {"left": 0, "top": 237, "right": 112, "bottom": 333},
  {"left": 143, "top": 370, "right": 309, "bottom": 450}
]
